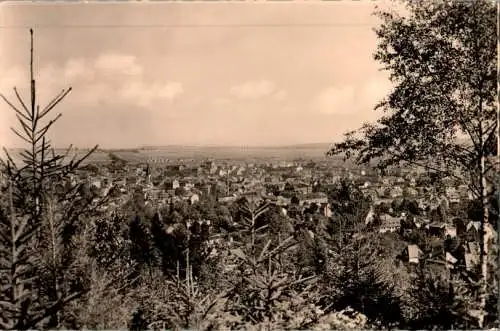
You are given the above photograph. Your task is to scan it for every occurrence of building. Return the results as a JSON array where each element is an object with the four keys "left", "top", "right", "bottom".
[
  {"left": 379, "top": 214, "right": 401, "bottom": 233},
  {"left": 172, "top": 179, "right": 180, "bottom": 189},
  {"left": 407, "top": 244, "right": 423, "bottom": 264},
  {"left": 189, "top": 193, "right": 200, "bottom": 205}
]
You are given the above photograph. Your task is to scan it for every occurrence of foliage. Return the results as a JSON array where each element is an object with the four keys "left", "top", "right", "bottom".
[
  {"left": 107, "top": 153, "right": 128, "bottom": 172},
  {"left": 0, "top": 29, "right": 105, "bottom": 329},
  {"left": 321, "top": 233, "right": 403, "bottom": 327},
  {"left": 327, "top": 1, "right": 497, "bottom": 326},
  {"left": 404, "top": 265, "right": 481, "bottom": 330},
  {"left": 326, "top": 177, "right": 371, "bottom": 239},
  {"left": 328, "top": 0, "right": 497, "bottom": 181}
]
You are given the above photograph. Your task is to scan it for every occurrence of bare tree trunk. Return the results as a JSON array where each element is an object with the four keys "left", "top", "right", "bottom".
[
  {"left": 47, "top": 198, "right": 60, "bottom": 328},
  {"left": 478, "top": 154, "right": 489, "bottom": 328},
  {"left": 8, "top": 180, "right": 22, "bottom": 328},
  {"left": 497, "top": 1, "right": 500, "bottom": 323},
  {"left": 251, "top": 212, "right": 256, "bottom": 255},
  {"left": 186, "top": 228, "right": 190, "bottom": 295}
]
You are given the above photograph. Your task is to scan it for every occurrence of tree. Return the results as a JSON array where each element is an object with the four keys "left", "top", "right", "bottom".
[
  {"left": 0, "top": 29, "right": 104, "bottom": 329},
  {"left": 89, "top": 213, "right": 128, "bottom": 268},
  {"left": 327, "top": 1, "right": 497, "bottom": 326},
  {"left": 327, "top": 178, "right": 371, "bottom": 241},
  {"left": 128, "top": 215, "right": 155, "bottom": 273},
  {"left": 107, "top": 153, "right": 127, "bottom": 172},
  {"left": 222, "top": 202, "right": 321, "bottom": 330},
  {"left": 321, "top": 233, "right": 403, "bottom": 327},
  {"left": 405, "top": 265, "right": 480, "bottom": 330}
]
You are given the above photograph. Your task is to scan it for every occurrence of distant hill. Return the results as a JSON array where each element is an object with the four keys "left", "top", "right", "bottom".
[
  {"left": 5, "top": 143, "right": 343, "bottom": 165},
  {"left": 134, "top": 144, "right": 335, "bottom": 162},
  {"left": 1, "top": 142, "right": 362, "bottom": 169}
]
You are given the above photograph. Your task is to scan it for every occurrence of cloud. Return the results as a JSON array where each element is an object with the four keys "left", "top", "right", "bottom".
[
  {"left": 230, "top": 80, "right": 277, "bottom": 99},
  {"left": 0, "top": 52, "right": 184, "bottom": 147},
  {"left": 94, "top": 53, "right": 143, "bottom": 76},
  {"left": 274, "top": 89, "right": 288, "bottom": 101},
  {"left": 311, "top": 85, "right": 356, "bottom": 115},
  {"left": 2, "top": 52, "right": 184, "bottom": 111},
  {"left": 212, "top": 97, "right": 231, "bottom": 107},
  {"left": 119, "top": 81, "right": 183, "bottom": 108},
  {"left": 311, "top": 77, "right": 392, "bottom": 116},
  {"left": 229, "top": 80, "right": 289, "bottom": 102},
  {"left": 64, "top": 58, "right": 89, "bottom": 80}
]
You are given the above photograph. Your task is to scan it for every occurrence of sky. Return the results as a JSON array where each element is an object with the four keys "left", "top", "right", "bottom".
[{"left": 0, "top": 1, "right": 395, "bottom": 149}]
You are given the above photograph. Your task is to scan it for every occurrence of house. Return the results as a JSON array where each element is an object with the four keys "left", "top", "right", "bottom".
[
  {"left": 465, "top": 221, "right": 481, "bottom": 242},
  {"left": 408, "top": 244, "right": 423, "bottom": 264},
  {"left": 91, "top": 179, "right": 102, "bottom": 189},
  {"left": 236, "top": 167, "right": 245, "bottom": 176},
  {"left": 400, "top": 216, "right": 417, "bottom": 233},
  {"left": 416, "top": 198, "right": 428, "bottom": 211},
  {"left": 377, "top": 187, "right": 391, "bottom": 198},
  {"left": 390, "top": 186, "right": 403, "bottom": 198},
  {"left": 445, "top": 187, "right": 461, "bottom": 204},
  {"left": 301, "top": 195, "right": 328, "bottom": 206},
  {"left": 209, "top": 165, "right": 218, "bottom": 175},
  {"left": 276, "top": 196, "right": 291, "bottom": 206},
  {"left": 200, "top": 184, "right": 211, "bottom": 196},
  {"left": 400, "top": 244, "right": 423, "bottom": 264},
  {"left": 219, "top": 195, "right": 238, "bottom": 204},
  {"left": 446, "top": 252, "right": 458, "bottom": 269},
  {"left": 322, "top": 203, "right": 333, "bottom": 218},
  {"left": 379, "top": 214, "right": 401, "bottom": 233},
  {"left": 365, "top": 206, "right": 376, "bottom": 225},
  {"left": 413, "top": 218, "right": 425, "bottom": 229},
  {"left": 275, "top": 182, "right": 286, "bottom": 191},
  {"left": 190, "top": 219, "right": 211, "bottom": 238},
  {"left": 426, "top": 222, "right": 446, "bottom": 237},
  {"left": 452, "top": 218, "right": 467, "bottom": 237},
  {"left": 464, "top": 254, "right": 476, "bottom": 271},
  {"left": 295, "top": 182, "right": 312, "bottom": 195},
  {"left": 464, "top": 243, "right": 479, "bottom": 271},
  {"left": 445, "top": 224, "right": 457, "bottom": 238},
  {"left": 405, "top": 187, "right": 419, "bottom": 197},
  {"left": 189, "top": 193, "right": 199, "bottom": 205},
  {"left": 172, "top": 179, "right": 180, "bottom": 189}
]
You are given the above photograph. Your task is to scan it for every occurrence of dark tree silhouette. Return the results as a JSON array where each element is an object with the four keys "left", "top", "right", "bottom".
[{"left": 0, "top": 29, "right": 105, "bottom": 329}]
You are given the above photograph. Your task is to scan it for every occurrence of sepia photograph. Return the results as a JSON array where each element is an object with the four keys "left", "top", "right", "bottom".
[{"left": 0, "top": 0, "right": 498, "bottom": 329}]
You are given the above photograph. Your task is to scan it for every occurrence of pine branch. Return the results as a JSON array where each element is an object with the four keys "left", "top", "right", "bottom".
[
  {"left": 34, "top": 113, "right": 62, "bottom": 143},
  {"left": 10, "top": 127, "right": 31, "bottom": 145},
  {"left": 13, "top": 87, "right": 30, "bottom": 118},
  {"left": 0, "top": 94, "right": 28, "bottom": 122},
  {"left": 38, "top": 88, "right": 72, "bottom": 120}
]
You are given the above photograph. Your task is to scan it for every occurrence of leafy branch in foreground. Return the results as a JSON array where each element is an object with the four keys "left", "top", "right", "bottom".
[
  {"left": 327, "top": 0, "right": 497, "bottom": 326},
  {"left": 0, "top": 28, "right": 102, "bottom": 329}
]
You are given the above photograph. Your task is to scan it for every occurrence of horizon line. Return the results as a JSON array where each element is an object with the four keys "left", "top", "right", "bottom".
[{"left": 3, "top": 141, "right": 335, "bottom": 151}]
